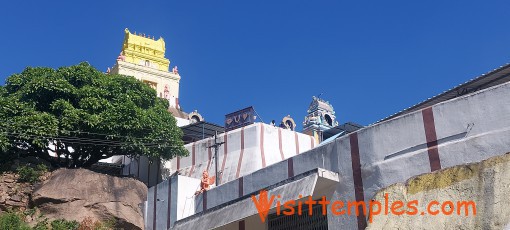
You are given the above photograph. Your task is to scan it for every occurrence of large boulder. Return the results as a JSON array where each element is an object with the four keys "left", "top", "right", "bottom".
[
  {"left": 32, "top": 168, "right": 147, "bottom": 229},
  {"left": 367, "top": 152, "right": 510, "bottom": 230}
]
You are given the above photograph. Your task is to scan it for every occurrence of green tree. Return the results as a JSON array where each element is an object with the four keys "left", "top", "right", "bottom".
[{"left": 0, "top": 62, "right": 187, "bottom": 167}]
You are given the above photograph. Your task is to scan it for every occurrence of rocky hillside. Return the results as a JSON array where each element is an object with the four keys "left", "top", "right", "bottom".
[
  {"left": 0, "top": 168, "right": 147, "bottom": 229},
  {"left": 367, "top": 152, "right": 510, "bottom": 230},
  {"left": 0, "top": 171, "right": 41, "bottom": 213}
]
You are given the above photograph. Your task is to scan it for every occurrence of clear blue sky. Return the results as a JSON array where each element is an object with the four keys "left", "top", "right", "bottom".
[{"left": 2, "top": 1, "right": 510, "bottom": 129}]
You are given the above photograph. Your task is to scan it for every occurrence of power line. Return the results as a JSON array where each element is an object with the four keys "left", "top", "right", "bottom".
[
  {"left": 0, "top": 121, "right": 173, "bottom": 142},
  {"left": 1, "top": 131, "right": 182, "bottom": 148}
]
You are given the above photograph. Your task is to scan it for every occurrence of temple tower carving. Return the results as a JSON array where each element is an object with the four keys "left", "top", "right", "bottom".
[
  {"left": 110, "top": 28, "right": 181, "bottom": 109},
  {"left": 302, "top": 96, "right": 339, "bottom": 142}
]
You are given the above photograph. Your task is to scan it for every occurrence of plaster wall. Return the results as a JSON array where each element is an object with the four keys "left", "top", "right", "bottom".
[
  {"left": 170, "top": 123, "right": 316, "bottom": 185},
  {"left": 121, "top": 155, "right": 162, "bottom": 187},
  {"left": 327, "top": 81, "right": 510, "bottom": 229},
  {"left": 146, "top": 78, "right": 510, "bottom": 229},
  {"left": 367, "top": 153, "right": 510, "bottom": 229},
  {"left": 175, "top": 117, "right": 190, "bottom": 127},
  {"left": 112, "top": 60, "right": 180, "bottom": 100},
  {"left": 145, "top": 175, "right": 200, "bottom": 230},
  {"left": 174, "top": 172, "right": 320, "bottom": 230}
]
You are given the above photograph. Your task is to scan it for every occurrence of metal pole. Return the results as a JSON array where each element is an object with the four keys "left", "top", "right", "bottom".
[
  {"left": 214, "top": 131, "right": 219, "bottom": 186},
  {"left": 207, "top": 131, "right": 224, "bottom": 187}
]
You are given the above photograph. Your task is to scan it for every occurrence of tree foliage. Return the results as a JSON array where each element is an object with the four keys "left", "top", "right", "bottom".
[{"left": 0, "top": 62, "right": 187, "bottom": 167}]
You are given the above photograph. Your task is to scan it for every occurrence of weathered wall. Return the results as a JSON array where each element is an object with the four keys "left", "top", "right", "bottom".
[
  {"left": 123, "top": 123, "right": 315, "bottom": 187},
  {"left": 325, "top": 80, "right": 510, "bottom": 229},
  {"left": 145, "top": 79, "right": 510, "bottom": 229},
  {"left": 367, "top": 152, "right": 510, "bottom": 230},
  {"left": 146, "top": 175, "right": 200, "bottom": 230},
  {"left": 169, "top": 123, "right": 316, "bottom": 185},
  {"left": 121, "top": 155, "right": 165, "bottom": 187},
  {"left": 172, "top": 170, "right": 330, "bottom": 230},
  {"left": 143, "top": 124, "right": 316, "bottom": 229}
]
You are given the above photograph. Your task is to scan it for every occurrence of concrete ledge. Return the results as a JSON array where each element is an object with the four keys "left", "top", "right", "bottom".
[{"left": 173, "top": 168, "right": 339, "bottom": 230}]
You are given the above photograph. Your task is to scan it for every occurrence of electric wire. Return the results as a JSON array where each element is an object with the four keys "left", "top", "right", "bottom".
[
  {"left": 0, "top": 121, "right": 173, "bottom": 142},
  {"left": 0, "top": 131, "right": 181, "bottom": 148}
]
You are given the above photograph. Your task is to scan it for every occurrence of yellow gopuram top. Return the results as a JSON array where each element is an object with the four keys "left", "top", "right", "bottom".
[{"left": 120, "top": 28, "right": 170, "bottom": 72}]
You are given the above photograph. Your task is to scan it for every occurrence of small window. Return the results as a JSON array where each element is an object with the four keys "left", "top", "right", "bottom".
[
  {"left": 324, "top": 114, "right": 333, "bottom": 126},
  {"left": 286, "top": 120, "right": 294, "bottom": 131}
]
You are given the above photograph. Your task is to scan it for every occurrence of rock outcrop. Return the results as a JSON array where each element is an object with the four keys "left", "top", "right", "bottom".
[
  {"left": 367, "top": 152, "right": 510, "bottom": 230},
  {"left": 0, "top": 173, "right": 32, "bottom": 211},
  {"left": 32, "top": 168, "right": 147, "bottom": 230}
]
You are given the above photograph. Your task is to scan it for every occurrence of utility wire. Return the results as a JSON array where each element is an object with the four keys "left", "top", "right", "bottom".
[
  {"left": 0, "top": 121, "right": 172, "bottom": 142},
  {"left": 252, "top": 108, "right": 264, "bottom": 123},
  {"left": 1, "top": 131, "right": 182, "bottom": 148}
]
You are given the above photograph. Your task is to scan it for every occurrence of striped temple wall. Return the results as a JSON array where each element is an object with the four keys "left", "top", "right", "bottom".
[
  {"left": 168, "top": 123, "right": 317, "bottom": 185},
  {"left": 121, "top": 123, "right": 316, "bottom": 187},
  {"left": 146, "top": 80, "right": 510, "bottom": 229}
]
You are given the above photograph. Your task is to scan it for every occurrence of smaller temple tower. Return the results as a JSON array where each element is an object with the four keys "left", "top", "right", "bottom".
[{"left": 302, "top": 96, "right": 339, "bottom": 142}]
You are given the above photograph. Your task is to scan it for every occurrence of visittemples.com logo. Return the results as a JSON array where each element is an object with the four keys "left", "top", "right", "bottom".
[{"left": 251, "top": 190, "right": 476, "bottom": 223}]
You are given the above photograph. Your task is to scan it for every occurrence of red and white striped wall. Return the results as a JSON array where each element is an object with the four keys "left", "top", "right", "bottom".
[{"left": 166, "top": 123, "right": 317, "bottom": 185}]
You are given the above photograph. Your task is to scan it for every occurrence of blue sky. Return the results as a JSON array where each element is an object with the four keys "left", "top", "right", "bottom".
[{"left": 1, "top": 1, "right": 510, "bottom": 129}]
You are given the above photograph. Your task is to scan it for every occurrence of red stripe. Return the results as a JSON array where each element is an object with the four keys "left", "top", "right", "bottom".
[
  {"left": 235, "top": 127, "right": 245, "bottom": 178},
  {"left": 260, "top": 124, "right": 266, "bottom": 167},
  {"left": 219, "top": 133, "right": 228, "bottom": 183},
  {"left": 239, "top": 220, "right": 245, "bottom": 230},
  {"left": 350, "top": 133, "right": 367, "bottom": 230},
  {"left": 310, "top": 135, "right": 315, "bottom": 148},
  {"left": 166, "top": 180, "right": 172, "bottom": 229},
  {"left": 278, "top": 129, "right": 285, "bottom": 160},
  {"left": 287, "top": 158, "right": 294, "bottom": 178},
  {"left": 152, "top": 183, "right": 157, "bottom": 230},
  {"left": 207, "top": 139, "right": 212, "bottom": 171},
  {"left": 189, "top": 143, "right": 196, "bottom": 177},
  {"left": 239, "top": 177, "right": 244, "bottom": 197},
  {"left": 422, "top": 107, "right": 441, "bottom": 171},
  {"left": 294, "top": 132, "right": 300, "bottom": 154}
]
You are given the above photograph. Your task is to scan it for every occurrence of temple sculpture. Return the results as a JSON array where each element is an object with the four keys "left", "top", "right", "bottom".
[
  {"left": 195, "top": 171, "right": 215, "bottom": 195},
  {"left": 302, "top": 96, "right": 339, "bottom": 142}
]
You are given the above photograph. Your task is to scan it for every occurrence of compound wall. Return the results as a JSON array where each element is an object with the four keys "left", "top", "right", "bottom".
[
  {"left": 146, "top": 80, "right": 510, "bottom": 229},
  {"left": 168, "top": 123, "right": 316, "bottom": 185}
]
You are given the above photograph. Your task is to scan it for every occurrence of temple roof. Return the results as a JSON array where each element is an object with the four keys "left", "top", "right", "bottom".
[
  {"left": 307, "top": 96, "right": 335, "bottom": 114},
  {"left": 120, "top": 28, "right": 170, "bottom": 72},
  {"left": 180, "top": 121, "right": 225, "bottom": 144},
  {"left": 168, "top": 107, "right": 188, "bottom": 119}
]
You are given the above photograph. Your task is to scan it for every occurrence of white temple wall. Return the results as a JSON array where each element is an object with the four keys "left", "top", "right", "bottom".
[
  {"left": 327, "top": 81, "right": 510, "bottom": 229},
  {"left": 170, "top": 123, "right": 316, "bottom": 185},
  {"left": 146, "top": 80, "right": 510, "bottom": 230}
]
